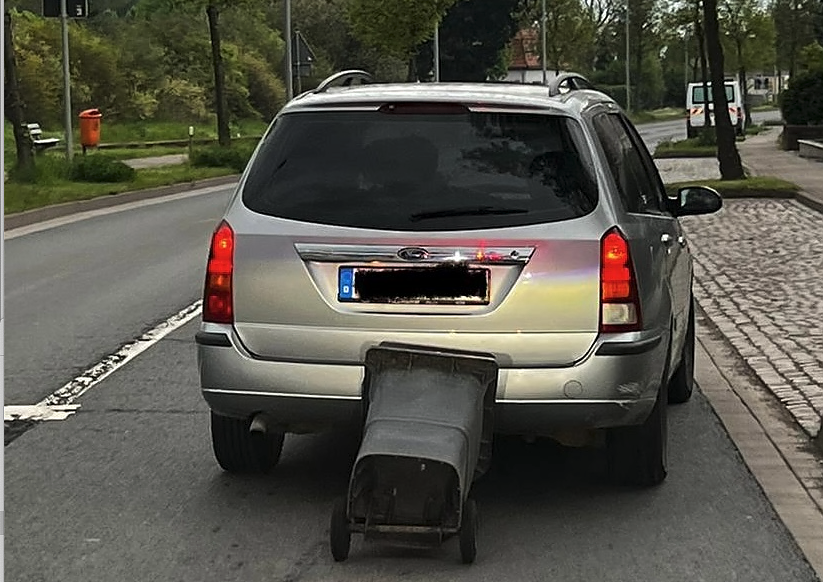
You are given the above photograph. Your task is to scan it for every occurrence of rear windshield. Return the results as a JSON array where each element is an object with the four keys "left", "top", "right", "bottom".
[
  {"left": 241, "top": 109, "right": 599, "bottom": 231},
  {"left": 691, "top": 84, "right": 735, "bottom": 104}
]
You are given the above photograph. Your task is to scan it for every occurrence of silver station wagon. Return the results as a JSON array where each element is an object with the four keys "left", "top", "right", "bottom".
[{"left": 196, "top": 71, "right": 722, "bottom": 486}]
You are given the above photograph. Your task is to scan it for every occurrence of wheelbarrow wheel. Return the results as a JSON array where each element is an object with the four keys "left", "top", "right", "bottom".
[
  {"left": 330, "top": 497, "right": 351, "bottom": 562},
  {"left": 459, "top": 498, "right": 478, "bottom": 564}
]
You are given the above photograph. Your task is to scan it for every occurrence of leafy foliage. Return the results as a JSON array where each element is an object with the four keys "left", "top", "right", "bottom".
[
  {"left": 780, "top": 69, "right": 823, "bottom": 124},
  {"left": 72, "top": 154, "right": 136, "bottom": 182},
  {"left": 347, "top": 0, "right": 458, "bottom": 58},
  {"left": 191, "top": 143, "right": 256, "bottom": 172},
  {"left": 415, "top": 0, "right": 523, "bottom": 81}
]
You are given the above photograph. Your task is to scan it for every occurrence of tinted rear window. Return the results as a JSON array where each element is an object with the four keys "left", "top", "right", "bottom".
[{"left": 242, "top": 109, "right": 598, "bottom": 231}]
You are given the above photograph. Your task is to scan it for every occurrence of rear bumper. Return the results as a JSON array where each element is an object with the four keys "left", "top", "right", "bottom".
[{"left": 197, "top": 325, "right": 668, "bottom": 435}]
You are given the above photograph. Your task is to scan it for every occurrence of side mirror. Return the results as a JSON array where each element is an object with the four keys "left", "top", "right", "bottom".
[{"left": 668, "top": 186, "right": 723, "bottom": 217}]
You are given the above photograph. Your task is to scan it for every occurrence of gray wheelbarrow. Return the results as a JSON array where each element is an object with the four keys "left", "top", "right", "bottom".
[{"left": 330, "top": 343, "right": 497, "bottom": 564}]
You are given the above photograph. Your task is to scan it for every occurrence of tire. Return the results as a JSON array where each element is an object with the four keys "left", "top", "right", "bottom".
[
  {"left": 330, "top": 497, "right": 351, "bottom": 562},
  {"left": 606, "top": 385, "right": 668, "bottom": 487},
  {"left": 210, "top": 412, "right": 285, "bottom": 474},
  {"left": 668, "top": 299, "right": 696, "bottom": 404},
  {"left": 459, "top": 498, "right": 478, "bottom": 564}
]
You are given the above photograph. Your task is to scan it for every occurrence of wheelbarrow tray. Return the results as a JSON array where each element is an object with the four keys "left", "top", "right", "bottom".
[{"left": 347, "top": 343, "right": 497, "bottom": 543}]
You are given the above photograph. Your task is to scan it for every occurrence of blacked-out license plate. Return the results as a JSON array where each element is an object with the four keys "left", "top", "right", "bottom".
[{"left": 338, "top": 266, "right": 490, "bottom": 305}]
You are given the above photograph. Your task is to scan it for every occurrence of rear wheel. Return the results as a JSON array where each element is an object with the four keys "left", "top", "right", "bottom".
[
  {"left": 668, "top": 299, "right": 696, "bottom": 404},
  {"left": 210, "top": 412, "right": 285, "bottom": 474},
  {"left": 606, "top": 386, "right": 668, "bottom": 487},
  {"left": 330, "top": 497, "right": 351, "bottom": 562},
  {"left": 459, "top": 498, "right": 478, "bottom": 564}
]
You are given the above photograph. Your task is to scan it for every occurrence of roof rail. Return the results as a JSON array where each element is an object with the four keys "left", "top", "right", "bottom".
[
  {"left": 547, "top": 73, "right": 595, "bottom": 97},
  {"left": 313, "top": 70, "right": 374, "bottom": 94}
]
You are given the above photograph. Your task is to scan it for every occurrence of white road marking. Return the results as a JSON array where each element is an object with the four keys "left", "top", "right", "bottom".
[
  {"left": 3, "top": 301, "right": 203, "bottom": 422},
  {"left": 4, "top": 183, "right": 235, "bottom": 240},
  {"left": 4, "top": 405, "right": 81, "bottom": 422}
]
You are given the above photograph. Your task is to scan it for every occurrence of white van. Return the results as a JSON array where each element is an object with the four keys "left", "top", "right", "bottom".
[{"left": 686, "top": 80, "right": 744, "bottom": 137}]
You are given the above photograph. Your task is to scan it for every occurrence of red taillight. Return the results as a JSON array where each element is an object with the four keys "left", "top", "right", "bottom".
[
  {"left": 203, "top": 221, "right": 234, "bottom": 324},
  {"left": 600, "top": 229, "right": 642, "bottom": 333}
]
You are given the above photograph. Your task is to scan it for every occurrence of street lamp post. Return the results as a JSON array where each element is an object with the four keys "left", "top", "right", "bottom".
[
  {"left": 60, "top": 0, "right": 73, "bottom": 162},
  {"left": 284, "top": 0, "right": 293, "bottom": 100},
  {"left": 625, "top": 0, "right": 631, "bottom": 112},
  {"left": 541, "top": 0, "right": 547, "bottom": 85},
  {"left": 434, "top": 23, "right": 440, "bottom": 82}
]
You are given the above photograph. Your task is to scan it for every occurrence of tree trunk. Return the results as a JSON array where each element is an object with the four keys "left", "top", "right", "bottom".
[
  {"left": 4, "top": 10, "right": 34, "bottom": 173},
  {"left": 703, "top": 0, "right": 745, "bottom": 179},
  {"left": 696, "top": 17, "right": 711, "bottom": 128},
  {"left": 407, "top": 54, "right": 418, "bottom": 82},
  {"left": 736, "top": 39, "right": 750, "bottom": 129},
  {"left": 206, "top": 2, "right": 231, "bottom": 147}
]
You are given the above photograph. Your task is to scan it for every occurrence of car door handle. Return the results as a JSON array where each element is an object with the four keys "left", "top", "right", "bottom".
[
  {"left": 661, "top": 233, "right": 673, "bottom": 245},
  {"left": 677, "top": 235, "right": 687, "bottom": 247}
]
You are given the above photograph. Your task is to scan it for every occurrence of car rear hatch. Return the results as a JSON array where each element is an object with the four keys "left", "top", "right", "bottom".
[{"left": 228, "top": 101, "right": 606, "bottom": 367}]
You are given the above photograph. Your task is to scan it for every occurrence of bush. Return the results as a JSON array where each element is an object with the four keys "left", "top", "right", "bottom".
[
  {"left": 780, "top": 70, "right": 823, "bottom": 125},
  {"left": 191, "top": 144, "right": 256, "bottom": 173},
  {"left": 71, "top": 154, "right": 136, "bottom": 182}
]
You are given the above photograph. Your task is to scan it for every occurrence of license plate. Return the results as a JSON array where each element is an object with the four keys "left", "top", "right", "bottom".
[{"left": 338, "top": 266, "right": 490, "bottom": 305}]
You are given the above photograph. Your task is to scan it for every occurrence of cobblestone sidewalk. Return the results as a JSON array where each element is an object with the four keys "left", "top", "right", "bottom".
[
  {"left": 680, "top": 200, "right": 823, "bottom": 437},
  {"left": 657, "top": 152, "right": 823, "bottom": 439}
]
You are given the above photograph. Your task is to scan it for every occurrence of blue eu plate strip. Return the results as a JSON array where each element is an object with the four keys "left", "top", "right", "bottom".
[{"left": 339, "top": 267, "right": 354, "bottom": 300}]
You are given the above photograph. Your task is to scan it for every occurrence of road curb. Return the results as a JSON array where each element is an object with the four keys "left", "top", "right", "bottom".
[
  {"left": 4, "top": 174, "right": 240, "bottom": 231},
  {"left": 696, "top": 315, "right": 823, "bottom": 579}
]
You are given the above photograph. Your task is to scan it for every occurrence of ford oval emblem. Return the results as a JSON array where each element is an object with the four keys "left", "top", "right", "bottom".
[{"left": 397, "top": 247, "right": 429, "bottom": 261}]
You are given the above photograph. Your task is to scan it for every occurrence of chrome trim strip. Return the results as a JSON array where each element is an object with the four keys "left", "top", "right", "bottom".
[
  {"left": 203, "top": 388, "right": 361, "bottom": 400},
  {"left": 294, "top": 243, "right": 535, "bottom": 265}
]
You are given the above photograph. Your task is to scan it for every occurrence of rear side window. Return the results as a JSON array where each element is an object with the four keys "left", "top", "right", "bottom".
[
  {"left": 241, "top": 109, "right": 598, "bottom": 231},
  {"left": 592, "top": 113, "right": 663, "bottom": 214}
]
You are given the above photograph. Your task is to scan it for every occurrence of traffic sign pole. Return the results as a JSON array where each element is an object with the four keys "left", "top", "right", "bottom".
[
  {"left": 60, "top": 0, "right": 73, "bottom": 162},
  {"left": 284, "top": 0, "right": 293, "bottom": 101}
]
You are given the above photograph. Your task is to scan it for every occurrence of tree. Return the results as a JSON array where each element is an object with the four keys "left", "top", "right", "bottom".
[
  {"left": 703, "top": 0, "right": 745, "bottom": 179},
  {"left": 517, "top": 0, "right": 597, "bottom": 75},
  {"left": 414, "top": 0, "right": 523, "bottom": 81},
  {"left": 347, "top": 0, "right": 459, "bottom": 79},
  {"left": 772, "top": 0, "right": 815, "bottom": 78},
  {"left": 720, "top": 0, "right": 775, "bottom": 126},
  {"left": 138, "top": 0, "right": 236, "bottom": 144},
  {"left": 205, "top": 2, "right": 230, "bottom": 145},
  {"left": 4, "top": 10, "right": 34, "bottom": 173}
]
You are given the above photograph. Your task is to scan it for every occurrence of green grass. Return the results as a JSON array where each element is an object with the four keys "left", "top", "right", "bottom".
[
  {"left": 751, "top": 103, "right": 779, "bottom": 112},
  {"left": 745, "top": 123, "right": 766, "bottom": 136},
  {"left": 654, "top": 127, "right": 761, "bottom": 158},
  {"left": 655, "top": 138, "right": 716, "bottom": 158},
  {"left": 4, "top": 163, "right": 237, "bottom": 214},
  {"left": 4, "top": 118, "right": 266, "bottom": 171},
  {"left": 666, "top": 176, "right": 800, "bottom": 197},
  {"left": 630, "top": 108, "right": 686, "bottom": 125},
  {"left": 90, "top": 119, "right": 268, "bottom": 144}
]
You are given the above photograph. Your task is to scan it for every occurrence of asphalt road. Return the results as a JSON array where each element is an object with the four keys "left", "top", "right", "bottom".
[
  {"left": 4, "top": 319, "right": 818, "bottom": 581},
  {"left": 4, "top": 112, "right": 817, "bottom": 581},
  {"left": 3, "top": 189, "right": 232, "bottom": 405},
  {"left": 635, "top": 109, "right": 783, "bottom": 153}
]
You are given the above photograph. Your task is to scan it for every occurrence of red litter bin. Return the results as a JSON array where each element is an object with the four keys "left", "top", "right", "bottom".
[{"left": 78, "top": 108, "right": 103, "bottom": 152}]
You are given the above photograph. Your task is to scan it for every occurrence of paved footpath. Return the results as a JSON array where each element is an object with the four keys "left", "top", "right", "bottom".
[{"left": 657, "top": 128, "right": 823, "bottom": 441}]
